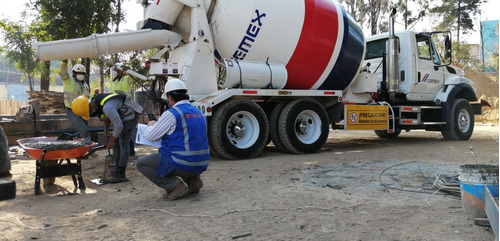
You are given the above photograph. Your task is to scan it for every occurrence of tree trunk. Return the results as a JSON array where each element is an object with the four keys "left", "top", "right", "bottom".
[
  {"left": 99, "top": 60, "right": 105, "bottom": 91},
  {"left": 28, "top": 72, "right": 33, "bottom": 92},
  {"left": 40, "top": 61, "right": 51, "bottom": 91}
]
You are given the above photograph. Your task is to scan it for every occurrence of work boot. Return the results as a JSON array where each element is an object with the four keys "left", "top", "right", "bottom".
[
  {"left": 187, "top": 175, "right": 203, "bottom": 193},
  {"left": 105, "top": 167, "right": 127, "bottom": 183},
  {"left": 164, "top": 177, "right": 189, "bottom": 200}
]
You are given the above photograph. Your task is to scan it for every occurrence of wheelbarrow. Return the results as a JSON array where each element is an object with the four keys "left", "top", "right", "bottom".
[{"left": 17, "top": 137, "right": 104, "bottom": 195}]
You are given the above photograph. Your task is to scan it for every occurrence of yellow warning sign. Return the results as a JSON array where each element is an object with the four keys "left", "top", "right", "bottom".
[{"left": 345, "top": 105, "right": 388, "bottom": 130}]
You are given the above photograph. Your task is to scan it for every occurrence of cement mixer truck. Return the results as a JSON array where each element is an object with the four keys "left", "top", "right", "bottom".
[{"left": 35, "top": 0, "right": 484, "bottom": 160}]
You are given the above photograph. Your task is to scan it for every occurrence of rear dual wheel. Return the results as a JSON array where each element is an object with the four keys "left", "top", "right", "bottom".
[
  {"left": 277, "top": 99, "right": 329, "bottom": 154},
  {"left": 209, "top": 99, "right": 269, "bottom": 160}
]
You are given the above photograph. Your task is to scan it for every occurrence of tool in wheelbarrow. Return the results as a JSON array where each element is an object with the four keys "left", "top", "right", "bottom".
[
  {"left": 17, "top": 137, "right": 105, "bottom": 195},
  {"left": 57, "top": 132, "right": 81, "bottom": 141}
]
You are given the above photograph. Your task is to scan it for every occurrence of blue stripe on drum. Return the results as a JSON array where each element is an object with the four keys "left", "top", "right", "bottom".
[{"left": 318, "top": 7, "right": 364, "bottom": 90}]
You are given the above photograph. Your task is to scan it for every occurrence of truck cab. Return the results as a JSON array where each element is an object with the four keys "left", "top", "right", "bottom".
[
  {"left": 361, "top": 30, "right": 481, "bottom": 140},
  {"left": 364, "top": 31, "right": 476, "bottom": 104}
]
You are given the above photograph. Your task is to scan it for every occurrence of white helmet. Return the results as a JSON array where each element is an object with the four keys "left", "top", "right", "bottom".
[
  {"left": 72, "top": 64, "right": 86, "bottom": 73},
  {"left": 161, "top": 78, "right": 187, "bottom": 100}
]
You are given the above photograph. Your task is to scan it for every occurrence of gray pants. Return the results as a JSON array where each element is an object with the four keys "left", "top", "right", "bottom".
[
  {"left": 136, "top": 153, "right": 199, "bottom": 192},
  {"left": 66, "top": 108, "right": 90, "bottom": 138},
  {"left": 113, "top": 116, "right": 138, "bottom": 169}
]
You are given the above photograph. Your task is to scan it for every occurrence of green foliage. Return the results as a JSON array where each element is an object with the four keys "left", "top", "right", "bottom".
[
  {"left": 396, "top": 0, "right": 429, "bottom": 29},
  {"left": 0, "top": 19, "right": 40, "bottom": 90},
  {"left": 431, "top": 0, "right": 484, "bottom": 43},
  {"left": 488, "top": 51, "right": 499, "bottom": 72},
  {"left": 30, "top": 0, "right": 119, "bottom": 40},
  {"left": 454, "top": 40, "right": 474, "bottom": 66}
]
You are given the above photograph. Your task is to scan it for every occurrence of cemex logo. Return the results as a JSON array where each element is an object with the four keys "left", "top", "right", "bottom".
[{"left": 232, "top": 9, "right": 266, "bottom": 60}]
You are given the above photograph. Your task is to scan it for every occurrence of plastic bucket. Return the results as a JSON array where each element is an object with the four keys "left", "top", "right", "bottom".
[{"left": 458, "top": 164, "right": 499, "bottom": 217}]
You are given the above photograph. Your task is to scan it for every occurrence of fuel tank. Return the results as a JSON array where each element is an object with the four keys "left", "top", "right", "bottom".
[{"left": 208, "top": 0, "right": 365, "bottom": 90}]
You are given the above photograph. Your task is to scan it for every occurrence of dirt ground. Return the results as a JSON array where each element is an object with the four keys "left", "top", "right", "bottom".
[{"left": 0, "top": 122, "right": 498, "bottom": 241}]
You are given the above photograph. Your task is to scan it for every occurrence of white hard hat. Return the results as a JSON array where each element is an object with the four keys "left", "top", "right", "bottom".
[
  {"left": 161, "top": 78, "right": 187, "bottom": 100},
  {"left": 72, "top": 64, "right": 86, "bottom": 73}
]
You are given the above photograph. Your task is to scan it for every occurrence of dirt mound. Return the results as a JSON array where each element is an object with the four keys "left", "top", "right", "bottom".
[{"left": 464, "top": 68, "right": 499, "bottom": 124}]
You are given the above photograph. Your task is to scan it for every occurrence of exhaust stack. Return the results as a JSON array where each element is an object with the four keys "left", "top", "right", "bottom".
[{"left": 387, "top": 8, "right": 399, "bottom": 101}]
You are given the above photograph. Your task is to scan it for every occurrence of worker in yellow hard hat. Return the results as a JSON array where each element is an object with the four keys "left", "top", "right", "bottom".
[
  {"left": 71, "top": 95, "right": 90, "bottom": 121},
  {"left": 60, "top": 60, "right": 90, "bottom": 139}
]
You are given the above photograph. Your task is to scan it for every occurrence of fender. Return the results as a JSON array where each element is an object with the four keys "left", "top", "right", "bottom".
[
  {"left": 439, "top": 83, "right": 479, "bottom": 120},
  {"left": 434, "top": 74, "right": 478, "bottom": 104}
]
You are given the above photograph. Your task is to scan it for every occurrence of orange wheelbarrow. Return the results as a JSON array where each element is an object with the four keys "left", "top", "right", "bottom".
[{"left": 18, "top": 137, "right": 104, "bottom": 195}]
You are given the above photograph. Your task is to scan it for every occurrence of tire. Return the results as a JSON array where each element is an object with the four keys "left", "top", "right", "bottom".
[
  {"left": 278, "top": 99, "right": 329, "bottom": 154},
  {"left": 374, "top": 129, "right": 401, "bottom": 138},
  {"left": 441, "top": 99, "right": 474, "bottom": 140},
  {"left": 209, "top": 99, "right": 269, "bottom": 160},
  {"left": 269, "top": 102, "right": 289, "bottom": 153}
]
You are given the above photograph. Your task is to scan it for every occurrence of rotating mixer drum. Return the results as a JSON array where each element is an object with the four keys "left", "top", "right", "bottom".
[{"left": 208, "top": 0, "right": 365, "bottom": 91}]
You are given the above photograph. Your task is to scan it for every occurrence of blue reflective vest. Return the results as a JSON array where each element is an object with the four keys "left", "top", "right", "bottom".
[{"left": 159, "top": 103, "right": 210, "bottom": 173}]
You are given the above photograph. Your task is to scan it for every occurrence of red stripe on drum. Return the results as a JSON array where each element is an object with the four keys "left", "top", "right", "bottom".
[{"left": 285, "top": 0, "right": 340, "bottom": 89}]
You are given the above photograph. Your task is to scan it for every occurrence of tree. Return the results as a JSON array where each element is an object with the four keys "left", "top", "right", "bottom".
[
  {"left": 0, "top": 19, "right": 39, "bottom": 91},
  {"left": 365, "top": 0, "right": 390, "bottom": 35},
  {"left": 431, "top": 0, "right": 484, "bottom": 45},
  {"left": 340, "top": 0, "right": 367, "bottom": 25},
  {"left": 396, "top": 0, "right": 429, "bottom": 30},
  {"left": 480, "top": 21, "right": 499, "bottom": 72},
  {"left": 30, "top": 0, "right": 119, "bottom": 91}
]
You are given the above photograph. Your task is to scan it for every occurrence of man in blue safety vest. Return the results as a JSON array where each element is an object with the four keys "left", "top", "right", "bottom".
[{"left": 136, "top": 78, "right": 210, "bottom": 200}]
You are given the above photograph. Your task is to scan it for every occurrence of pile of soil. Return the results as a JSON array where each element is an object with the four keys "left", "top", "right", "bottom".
[{"left": 465, "top": 68, "right": 499, "bottom": 124}]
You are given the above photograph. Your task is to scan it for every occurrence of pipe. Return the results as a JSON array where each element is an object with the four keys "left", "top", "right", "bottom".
[{"left": 35, "top": 29, "right": 182, "bottom": 61}]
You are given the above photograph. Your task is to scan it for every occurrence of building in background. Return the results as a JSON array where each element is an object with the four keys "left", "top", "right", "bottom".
[{"left": 481, "top": 20, "right": 499, "bottom": 72}]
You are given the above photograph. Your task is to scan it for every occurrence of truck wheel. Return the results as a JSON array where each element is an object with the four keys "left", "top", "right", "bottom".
[
  {"left": 209, "top": 99, "right": 269, "bottom": 160},
  {"left": 269, "top": 102, "right": 289, "bottom": 153},
  {"left": 278, "top": 99, "right": 329, "bottom": 154},
  {"left": 441, "top": 99, "right": 474, "bottom": 140},
  {"left": 374, "top": 129, "right": 401, "bottom": 138}
]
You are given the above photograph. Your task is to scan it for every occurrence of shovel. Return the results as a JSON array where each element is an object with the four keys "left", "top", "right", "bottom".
[{"left": 102, "top": 139, "right": 116, "bottom": 181}]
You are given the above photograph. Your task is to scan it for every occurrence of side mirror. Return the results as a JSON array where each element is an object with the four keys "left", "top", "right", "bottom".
[{"left": 444, "top": 35, "right": 451, "bottom": 60}]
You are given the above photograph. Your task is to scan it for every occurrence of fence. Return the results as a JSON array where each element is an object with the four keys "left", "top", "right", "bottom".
[{"left": 0, "top": 100, "right": 29, "bottom": 115}]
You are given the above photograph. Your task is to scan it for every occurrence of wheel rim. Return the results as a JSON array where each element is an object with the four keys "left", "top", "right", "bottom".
[
  {"left": 294, "top": 110, "right": 322, "bottom": 144},
  {"left": 457, "top": 109, "right": 471, "bottom": 133},
  {"left": 226, "top": 111, "right": 260, "bottom": 149}
]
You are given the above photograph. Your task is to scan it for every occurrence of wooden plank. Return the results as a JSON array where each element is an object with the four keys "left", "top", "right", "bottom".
[
  {"left": 0, "top": 101, "right": 7, "bottom": 115},
  {"left": 484, "top": 186, "right": 499, "bottom": 240}
]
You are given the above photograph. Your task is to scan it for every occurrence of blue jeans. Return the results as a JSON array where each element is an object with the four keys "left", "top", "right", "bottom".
[{"left": 66, "top": 108, "right": 90, "bottom": 138}]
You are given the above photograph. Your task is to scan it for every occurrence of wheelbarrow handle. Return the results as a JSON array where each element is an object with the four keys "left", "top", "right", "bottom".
[{"left": 82, "top": 145, "right": 106, "bottom": 159}]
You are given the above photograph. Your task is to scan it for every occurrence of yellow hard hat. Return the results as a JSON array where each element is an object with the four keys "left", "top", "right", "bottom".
[{"left": 71, "top": 95, "right": 90, "bottom": 120}]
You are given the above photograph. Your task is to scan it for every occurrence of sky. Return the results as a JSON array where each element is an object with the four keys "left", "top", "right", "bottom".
[
  {"left": 0, "top": 0, "right": 498, "bottom": 44},
  {"left": 0, "top": 0, "right": 144, "bottom": 31}
]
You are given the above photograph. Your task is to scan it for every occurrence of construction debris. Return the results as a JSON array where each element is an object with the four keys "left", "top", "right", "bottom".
[{"left": 26, "top": 91, "right": 65, "bottom": 114}]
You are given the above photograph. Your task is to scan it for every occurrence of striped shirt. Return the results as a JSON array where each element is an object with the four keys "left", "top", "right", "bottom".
[{"left": 143, "top": 100, "right": 191, "bottom": 142}]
